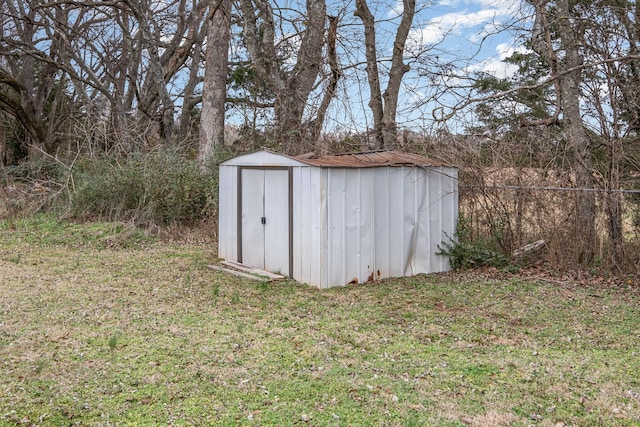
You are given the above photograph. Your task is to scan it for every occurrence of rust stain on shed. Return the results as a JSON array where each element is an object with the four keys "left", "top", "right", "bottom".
[{"left": 295, "top": 150, "right": 447, "bottom": 168}]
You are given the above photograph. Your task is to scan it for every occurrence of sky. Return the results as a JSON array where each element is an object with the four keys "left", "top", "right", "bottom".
[
  {"left": 324, "top": 0, "right": 531, "bottom": 133},
  {"left": 408, "top": 0, "right": 529, "bottom": 130},
  {"left": 411, "top": 0, "right": 526, "bottom": 76}
]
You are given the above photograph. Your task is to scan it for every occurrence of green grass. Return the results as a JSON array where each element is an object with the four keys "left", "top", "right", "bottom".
[
  {"left": 0, "top": 213, "right": 154, "bottom": 249},
  {"left": 1, "top": 219, "right": 639, "bottom": 426}
]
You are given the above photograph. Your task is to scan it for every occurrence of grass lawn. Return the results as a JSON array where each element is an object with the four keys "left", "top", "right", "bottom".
[{"left": 1, "top": 217, "right": 639, "bottom": 426}]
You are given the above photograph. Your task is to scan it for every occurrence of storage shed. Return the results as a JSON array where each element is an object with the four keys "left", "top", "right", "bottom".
[{"left": 218, "top": 150, "right": 458, "bottom": 288}]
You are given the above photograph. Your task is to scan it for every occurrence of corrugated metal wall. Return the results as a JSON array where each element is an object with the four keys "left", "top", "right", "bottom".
[
  {"left": 318, "top": 166, "right": 458, "bottom": 288},
  {"left": 323, "top": 168, "right": 373, "bottom": 287}
]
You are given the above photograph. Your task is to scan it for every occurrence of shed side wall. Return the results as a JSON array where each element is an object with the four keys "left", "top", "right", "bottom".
[
  {"left": 374, "top": 167, "right": 408, "bottom": 278},
  {"left": 401, "top": 167, "right": 417, "bottom": 276},
  {"left": 320, "top": 166, "right": 458, "bottom": 287}
]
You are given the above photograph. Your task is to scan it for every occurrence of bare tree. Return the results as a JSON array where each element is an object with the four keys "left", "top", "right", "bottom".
[
  {"left": 0, "top": 0, "right": 70, "bottom": 159},
  {"left": 178, "top": 4, "right": 208, "bottom": 143},
  {"left": 355, "top": 0, "right": 415, "bottom": 148},
  {"left": 0, "top": 0, "right": 211, "bottom": 161},
  {"left": 466, "top": 0, "right": 640, "bottom": 268},
  {"left": 123, "top": 0, "right": 209, "bottom": 144},
  {"left": 239, "top": 0, "right": 328, "bottom": 153},
  {"left": 307, "top": 14, "right": 340, "bottom": 145}
]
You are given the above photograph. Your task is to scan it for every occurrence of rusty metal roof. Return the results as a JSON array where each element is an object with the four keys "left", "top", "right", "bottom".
[{"left": 294, "top": 150, "right": 448, "bottom": 168}]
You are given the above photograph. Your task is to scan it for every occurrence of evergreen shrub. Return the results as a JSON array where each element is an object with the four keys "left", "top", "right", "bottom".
[{"left": 438, "top": 213, "right": 511, "bottom": 270}]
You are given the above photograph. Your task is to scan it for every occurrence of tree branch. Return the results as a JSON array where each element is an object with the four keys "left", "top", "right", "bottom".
[{"left": 436, "top": 54, "right": 640, "bottom": 122}]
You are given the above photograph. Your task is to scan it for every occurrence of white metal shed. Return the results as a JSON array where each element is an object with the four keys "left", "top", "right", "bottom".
[{"left": 218, "top": 149, "right": 458, "bottom": 288}]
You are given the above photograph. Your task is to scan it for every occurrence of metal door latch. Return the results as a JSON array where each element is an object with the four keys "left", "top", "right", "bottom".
[{"left": 261, "top": 217, "right": 266, "bottom": 224}]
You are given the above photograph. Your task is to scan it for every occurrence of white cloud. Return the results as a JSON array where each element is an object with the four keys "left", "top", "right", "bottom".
[
  {"left": 466, "top": 42, "right": 528, "bottom": 79},
  {"left": 408, "top": 0, "right": 519, "bottom": 48},
  {"left": 476, "top": 0, "right": 517, "bottom": 8},
  {"left": 496, "top": 42, "right": 525, "bottom": 60},
  {"left": 437, "top": 0, "right": 462, "bottom": 6},
  {"left": 409, "top": 9, "right": 501, "bottom": 47},
  {"left": 469, "top": 57, "right": 517, "bottom": 79}
]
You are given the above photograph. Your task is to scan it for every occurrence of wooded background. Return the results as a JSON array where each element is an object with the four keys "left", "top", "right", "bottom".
[{"left": 1, "top": 0, "right": 639, "bottom": 272}]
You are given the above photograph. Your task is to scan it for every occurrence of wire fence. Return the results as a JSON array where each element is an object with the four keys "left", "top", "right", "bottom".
[
  {"left": 457, "top": 176, "right": 640, "bottom": 271},
  {"left": 461, "top": 184, "right": 640, "bottom": 194}
]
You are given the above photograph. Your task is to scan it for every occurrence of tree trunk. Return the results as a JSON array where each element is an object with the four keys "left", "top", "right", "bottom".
[
  {"left": 554, "top": 0, "right": 596, "bottom": 265},
  {"left": 356, "top": 0, "right": 414, "bottom": 150},
  {"left": 607, "top": 138, "right": 623, "bottom": 268},
  {"left": 240, "top": 0, "right": 326, "bottom": 153},
  {"left": 180, "top": 5, "right": 208, "bottom": 143},
  {"left": 307, "top": 15, "right": 340, "bottom": 146},
  {"left": 355, "top": 0, "right": 384, "bottom": 149},
  {"left": 531, "top": 0, "right": 596, "bottom": 265},
  {"left": 198, "top": 0, "right": 230, "bottom": 170},
  {"left": 274, "top": 92, "right": 307, "bottom": 152},
  {"left": 277, "top": 0, "right": 326, "bottom": 153},
  {"left": 381, "top": 0, "right": 414, "bottom": 148}
]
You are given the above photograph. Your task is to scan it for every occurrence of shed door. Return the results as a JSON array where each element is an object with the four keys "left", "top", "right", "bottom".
[{"left": 240, "top": 168, "right": 290, "bottom": 276}]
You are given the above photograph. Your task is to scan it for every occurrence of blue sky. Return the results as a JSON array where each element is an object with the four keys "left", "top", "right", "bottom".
[
  {"left": 313, "top": 0, "right": 532, "bottom": 133},
  {"left": 406, "top": 0, "right": 529, "bottom": 130},
  {"left": 421, "top": 0, "right": 529, "bottom": 79}
]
